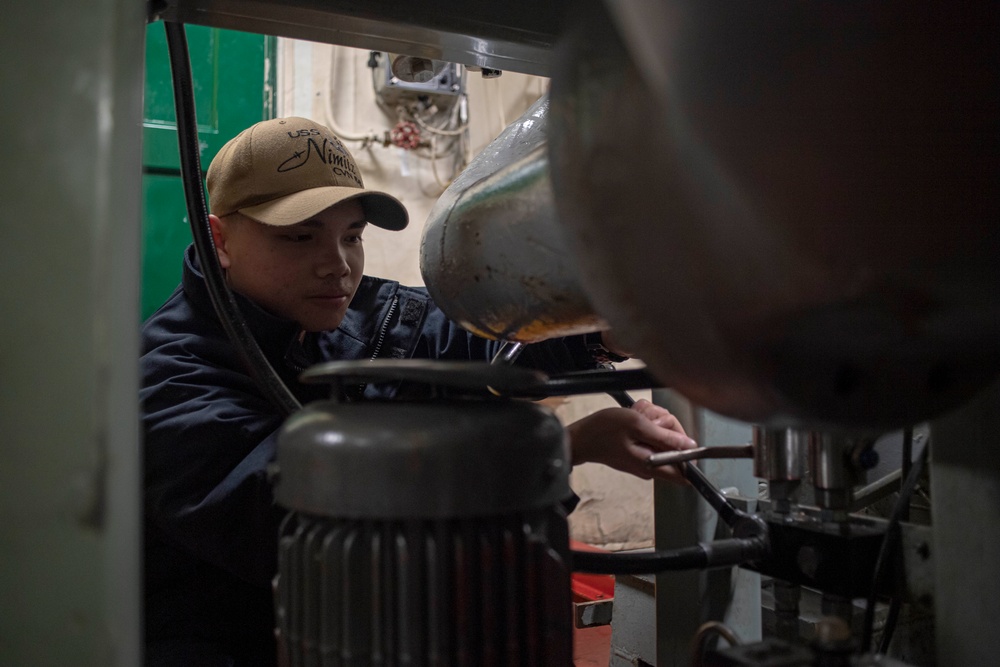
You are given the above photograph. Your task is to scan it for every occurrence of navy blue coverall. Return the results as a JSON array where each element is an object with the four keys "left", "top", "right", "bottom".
[{"left": 141, "top": 245, "right": 594, "bottom": 666}]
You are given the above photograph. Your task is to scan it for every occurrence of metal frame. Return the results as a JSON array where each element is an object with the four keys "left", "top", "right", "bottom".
[
  {"left": 155, "top": 0, "right": 567, "bottom": 76},
  {"left": 2, "top": 1, "right": 145, "bottom": 664}
]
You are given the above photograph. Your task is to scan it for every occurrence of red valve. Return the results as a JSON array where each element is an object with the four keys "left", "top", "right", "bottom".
[{"left": 390, "top": 120, "right": 421, "bottom": 150}]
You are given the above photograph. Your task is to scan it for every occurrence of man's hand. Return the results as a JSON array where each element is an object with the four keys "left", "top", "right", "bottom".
[{"left": 566, "top": 399, "right": 697, "bottom": 484}]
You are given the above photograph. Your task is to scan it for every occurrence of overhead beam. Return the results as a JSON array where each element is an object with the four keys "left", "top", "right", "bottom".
[{"left": 157, "top": 0, "right": 569, "bottom": 76}]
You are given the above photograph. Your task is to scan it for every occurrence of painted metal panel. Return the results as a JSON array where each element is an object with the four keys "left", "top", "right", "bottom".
[
  {"left": 1, "top": 0, "right": 145, "bottom": 664},
  {"left": 140, "top": 24, "right": 275, "bottom": 319},
  {"left": 930, "top": 380, "right": 1000, "bottom": 665}
]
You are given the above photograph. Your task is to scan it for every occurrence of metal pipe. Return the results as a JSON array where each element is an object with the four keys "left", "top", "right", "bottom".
[
  {"left": 648, "top": 445, "right": 753, "bottom": 467},
  {"left": 753, "top": 427, "right": 807, "bottom": 513},
  {"left": 752, "top": 428, "right": 807, "bottom": 482},
  {"left": 571, "top": 462, "right": 769, "bottom": 575},
  {"left": 490, "top": 341, "right": 524, "bottom": 365},
  {"left": 690, "top": 621, "right": 743, "bottom": 666},
  {"left": 850, "top": 469, "right": 903, "bottom": 512},
  {"left": 809, "top": 432, "right": 859, "bottom": 512}
]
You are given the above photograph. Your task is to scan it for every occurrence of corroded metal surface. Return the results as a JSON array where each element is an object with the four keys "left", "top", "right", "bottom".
[{"left": 421, "top": 96, "right": 606, "bottom": 342}]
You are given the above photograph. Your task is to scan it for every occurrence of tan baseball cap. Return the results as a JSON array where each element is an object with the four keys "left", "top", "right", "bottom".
[{"left": 206, "top": 116, "right": 408, "bottom": 230}]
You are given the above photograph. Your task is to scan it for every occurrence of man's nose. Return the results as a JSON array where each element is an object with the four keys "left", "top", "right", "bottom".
[{"left": 316, "top": 242, "right": 350, "bottom": 278}]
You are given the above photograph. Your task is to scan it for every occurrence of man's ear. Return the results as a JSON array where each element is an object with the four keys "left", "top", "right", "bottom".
[{"left": 208, "top": 214, "right": 232, "bottom": 269}]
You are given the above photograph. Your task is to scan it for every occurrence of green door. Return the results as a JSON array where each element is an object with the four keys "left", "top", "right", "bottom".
[{"left": 141, "top": 23, "right": 275, "bottom": 320}]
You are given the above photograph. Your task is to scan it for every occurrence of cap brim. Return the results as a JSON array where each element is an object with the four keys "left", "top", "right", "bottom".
[{"left": 240, "top": 186, "right": 409, "bottom": 231}]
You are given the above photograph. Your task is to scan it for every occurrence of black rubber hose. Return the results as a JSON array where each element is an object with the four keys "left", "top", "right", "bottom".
[
  {"left": 571, "top": 533, "right": 767, "bottom": 575},
  {"left": 607, "top": 389, "right": 636, "bottom": 408},
  {"left": 860, "top": 438, "right": 929, "bottom": 653},
  {"left": 572, "top": 455, "right": 769, "bottom": 575},
  {"left": 572, "top": 544, "right": 711, "bottom": 574},
  {"left": 681, "top": 461, "right": 743, "bottom": 529},
  {"left": 877, "top": 426, "right": 915, "bottom": 654},
  {"left": 540, "top": 368, "right": 663, "bottom": 397},
  {"left": 900, "top": 428, "right": 914, "bottom": 522},
  {"left": 878, "top": 597, "right": 902, "bottom": 654},
  {"left": 164, "top": 21, "right": 301, "bottom": 417}
]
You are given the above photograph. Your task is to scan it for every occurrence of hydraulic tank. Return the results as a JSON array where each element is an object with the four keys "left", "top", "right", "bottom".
[{"left": 420, "top": 95, "right": 606, "bottom": 343}]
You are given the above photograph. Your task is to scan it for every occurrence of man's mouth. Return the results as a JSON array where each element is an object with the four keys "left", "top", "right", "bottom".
[{"left": 308, "top": 293, "right": 350, "bottom": 305}]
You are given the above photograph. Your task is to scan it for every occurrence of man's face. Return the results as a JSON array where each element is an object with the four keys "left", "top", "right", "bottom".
[{"left": 212, "top": 200, "right": 367, "bottom": 332}]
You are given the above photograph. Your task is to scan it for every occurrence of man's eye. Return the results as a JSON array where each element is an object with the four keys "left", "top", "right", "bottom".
[{"left": 346, "top": 235, "right": 364, "bottom": 244}]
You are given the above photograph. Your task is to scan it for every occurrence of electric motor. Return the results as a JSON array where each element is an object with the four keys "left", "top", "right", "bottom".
[{"left": 271, "top": 361, "right": 574, "bottom": 666}]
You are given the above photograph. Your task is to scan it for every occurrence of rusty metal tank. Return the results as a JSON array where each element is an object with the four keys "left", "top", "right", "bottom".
[{"left": 420, "top": 95, "right": 607, "bottom": 343}]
